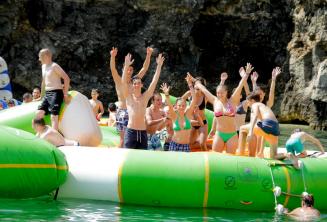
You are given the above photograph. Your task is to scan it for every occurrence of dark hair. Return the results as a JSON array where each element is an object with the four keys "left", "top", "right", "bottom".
[
  {"left": 108, "top": 103, "right": 117, "bottom": 112},
  {"left": 303, "top": 194, "right": 314, "bottom": 207},
  {"left": 92, "top": 89, "right": 99, "bottom": 94},
  {"left": 23, "top": 93, "right": 32, "bottom": 100},
  {"left": 292, "top": 128, "right": 302, "bottom": 134},
  {"left": 33, "top": 118, "right": 45, "bottom": 126},
  {"left": 195, "top": 77, "right": 207, "bottom": 86},
  {"left": 150, "top": 92, "right": 162, "bottom": 103},
  {"left": 175, "top": 97, "right": 186, "bottom": 105},
  {"left": 8, "top": 99, "right": 15, "bottom": 105},
  {"left": 246, "top": 92, "right": 261, "bottom": 102},
  {"left": 132, "top": 76, "right": 142, "bottom": 83}
]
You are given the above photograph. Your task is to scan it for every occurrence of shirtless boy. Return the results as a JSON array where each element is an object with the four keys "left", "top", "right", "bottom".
[
  {"left": 89, "top": 89, "right": 104, "bottom": 121},
  {"left": 121, "top": 53, "right": 164, "bottom": 149},
  {"left": 35, "top": 48, "right": 70, "bottom": 131}
]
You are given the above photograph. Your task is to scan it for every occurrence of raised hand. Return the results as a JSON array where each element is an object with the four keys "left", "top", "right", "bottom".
[
  {"left": 239, "top": 67, "right": 246, "bottom": 77},
  {"left": 220, "top": 72, "right": 228, "bottom": 81},
  {"left": 187, "top": 72, "right": 196, "bottom": 82},
  {"left": 185, "top": 73, "right": 194, "bottom": 85},
  {"left": 124, "top": 53, "right": 134, "bottom": 67},
  {"left": 110, "top": 47, "right": 118, "bottom": 57},
  {"left": 147, "top": 47, "right": 154, "bottom": 55},
  {"left": 272, "top": 67, "right": 281, "bottom": 80},
  {"left": 156, "top": 53, "right": 165, "bottom": 66},
  {"left": 251, "top": 71, "right": 259, "bottom": 82},
  {"left": 160, "top": 83, "right": 170, "bottom": 95},
  {"left": 245, "top": 63, "right": 254, "bottom": 74}
]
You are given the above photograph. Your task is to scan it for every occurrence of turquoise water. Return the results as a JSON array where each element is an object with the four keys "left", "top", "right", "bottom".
[{"left": 0, "top": 124, "right": 326, "bottom": 221}]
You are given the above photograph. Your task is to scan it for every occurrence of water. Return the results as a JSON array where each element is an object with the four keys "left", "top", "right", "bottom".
[{"left": 0, "top": 124, "right": 326, "bottom": 222}]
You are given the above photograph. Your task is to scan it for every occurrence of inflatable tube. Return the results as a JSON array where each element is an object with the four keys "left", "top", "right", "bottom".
[
  {"left": 0, "top": 91, "right": 102, "bottom": 146},
  {"left": 0, "top": 126, "right": 68, "bottom": 198},
  {"left": 0, "top": 56, "right": 13, "bottom": 101},
  {"left": 57, "top": 147, "right": 327, "bottom": 211}
]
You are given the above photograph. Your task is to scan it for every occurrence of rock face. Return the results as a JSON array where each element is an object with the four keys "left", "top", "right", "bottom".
[
  {"left": 280, "top": 0, "right": 327, "bottom": 130},
  {"left": 0, "top": 0, "right": 325, "bottom": 129}
]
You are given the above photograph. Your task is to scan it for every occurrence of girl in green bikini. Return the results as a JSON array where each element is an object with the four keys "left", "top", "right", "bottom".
[
  {"left": 161, "top": 74, "right": 197, "bottom": 152},
  {"left": 194, "top": 63, "right": 253, "bottom": 154}
]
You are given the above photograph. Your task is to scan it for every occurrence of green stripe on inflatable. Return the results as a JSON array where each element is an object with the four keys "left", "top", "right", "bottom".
[
  {"left": 100, "top": 126, "right": 120, "bottom": 147},
  {"left": 0, "top": 102, "right": 50, "bottom": 133},
  {"left": 0, "top": 126, "right": 68, "bottom": 198},
  {"left": 121, "top": 151, "right": 205, "bottom": 207},
  {"left": 120, "top": 150, "right": 327, "bottom": 210}
]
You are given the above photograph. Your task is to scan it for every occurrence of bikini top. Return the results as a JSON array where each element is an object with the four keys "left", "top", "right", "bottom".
[
  {"left": 173, "top": 113, "right": 191, "bottom": 131},
  {"left": 214, "top": 100, "right": 235, "bottom": 117},
  {"left": 198, "top": 96, "right": 206, "bottom": 110}
]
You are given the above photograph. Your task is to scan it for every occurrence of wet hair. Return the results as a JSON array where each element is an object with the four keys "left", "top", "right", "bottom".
[
  {"left": 108, "top": 103, "right": 117, "bottom": 112},
  {"left": 23, "top": 93, "right": 32, "bottom": 101},
  {"left": 292, "top": 128, "right": 302, "bottom": 134},
  {"left": 246, "top": 92, "right": 261, "bottom": 102},
  {"left": 302, "top": 194, "right": 314, "bottom": 207},
  {"left": 33, "top": 118, "right": 46, "bottom": 126},
  {"left": 8, "top": 99, "right": 15, "bottom": 105},
  {"left": 151, "top": 92, "right": 162, "bottom": 103}
]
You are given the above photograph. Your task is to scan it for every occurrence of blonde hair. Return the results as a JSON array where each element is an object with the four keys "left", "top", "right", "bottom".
[{"left": 39, "top": 48, "right": 52, "bottom": 58}]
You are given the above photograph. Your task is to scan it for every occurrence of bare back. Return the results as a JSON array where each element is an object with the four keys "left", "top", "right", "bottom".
[
  {"left": 146, "top": 106, "right": 166, "bottom": 134},
  {"left": 38, "top": 126, "right": 65, "bottom": 147}
]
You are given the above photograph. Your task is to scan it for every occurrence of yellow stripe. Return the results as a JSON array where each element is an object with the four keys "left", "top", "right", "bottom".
[
  {"left": 282, "top": 166, "right": 291, "bottom": 207},
  {"left": 0, "top": 164, "right": 68, "bottom": 170},
  {"left": 203, "top": 153, "right": 210, "bottom": 207},
  {"left": 59, "top": 91, "right": 78, "bottom": 122},
  {"left": 118, "top": 151, "right": 129, "bottom": 203}
]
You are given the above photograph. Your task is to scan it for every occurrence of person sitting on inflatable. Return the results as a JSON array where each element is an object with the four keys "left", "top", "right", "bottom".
[{"left": 32, "top": 118, "right": 78, "bottom": 147}]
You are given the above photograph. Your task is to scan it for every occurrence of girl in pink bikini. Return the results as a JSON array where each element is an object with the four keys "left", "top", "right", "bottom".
[{"left": 194, "top": 63, "right": 253, "bottom": 153}]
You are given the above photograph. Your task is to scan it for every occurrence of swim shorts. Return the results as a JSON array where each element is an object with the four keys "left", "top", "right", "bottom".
[{"left": 38, "top": 90, "right": 63, "bottom": 115}]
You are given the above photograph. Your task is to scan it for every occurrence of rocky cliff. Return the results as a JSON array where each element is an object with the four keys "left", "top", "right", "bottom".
[{"left": 0, "top": 0, "right": 326, "bottom": 129}]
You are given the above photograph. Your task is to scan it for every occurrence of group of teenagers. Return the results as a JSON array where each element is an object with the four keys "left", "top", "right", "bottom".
[
  {"left": 31, "top": 47, "right": 324, "bottom": 165},
  {"left": 109, "top": 47, "right": 324, "bottom": 164}
]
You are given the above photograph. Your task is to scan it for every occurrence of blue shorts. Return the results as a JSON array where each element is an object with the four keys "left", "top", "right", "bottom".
[
  {"left": 286, "top": 138, "right": 304, "bottom": 155},
  {"left": 116, "top": 108, "right": 129, "bottom": 132},
  {"left": 123, "top": 128, "right": 147, "bottom": 149},
  {"left": 169, "top": 141, "right": 190, "bottom": 152},
  {"left": 257, "top": 119, "right": 280, "bottom": 136},
  {"left": 147, "top": 133, "right": 162, "bottom": 150}
]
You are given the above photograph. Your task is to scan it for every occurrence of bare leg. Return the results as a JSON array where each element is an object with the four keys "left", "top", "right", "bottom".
[
  {"left": 248, "top": 135, "right": 258, "bottom": 157},
  {"left": 35, "top": 110, "right": 46, "bottom": 119},
  {"left": 119, "top": 131, "right": 125, "bottom": 148},
  {"left": 51, "top": 115, "right": 59, "bottom": 131},
  {"left": 212, "top": 133, "right": 225, "bottom": 153},
  {"left": 226, "top": 134, "right": 238, "bottom": 154},
  {"left": 198, "top": 124, "right": 208, "bottom": 151},
  {"left": 238, "top": 125, "right": 249, "bottom": 155}
]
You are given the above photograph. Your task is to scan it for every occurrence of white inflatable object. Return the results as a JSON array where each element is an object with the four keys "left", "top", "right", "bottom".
[
  {"left": 273, "top": 186, "right": 281, "bottom": 197},
  {"left": 59, "top": 91, "right": 102, "bottom": 146},
  {"left": 0, "top": 56, "right": 13, "bottom": 101}
]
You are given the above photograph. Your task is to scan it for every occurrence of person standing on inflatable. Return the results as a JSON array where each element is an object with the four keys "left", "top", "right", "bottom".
[
  {"left": 0, "top": 56, "right": 13, "bottom": 103},
  {"left": 35, "top": 48, "right": 70, "bottom": 131}
]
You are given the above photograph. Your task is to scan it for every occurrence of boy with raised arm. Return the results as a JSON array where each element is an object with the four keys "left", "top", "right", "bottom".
[
  {"left": 121, "top": 53, "right": 164, "bottom": 149},
  {"left": 109, "top": 47, "right": 153, "bottom": 147},
  {"left": 36, "top": 48, "right": 70, "bottom": 131}
]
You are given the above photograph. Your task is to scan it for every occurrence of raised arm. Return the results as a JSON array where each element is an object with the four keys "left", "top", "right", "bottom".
[
  {"left": 181, "top": 90, "right": 191, "bottom": 101},
  {"left": 121, "top": 53, "right": 134, "bottom": 98},
  {"left": 194, "top": 77, "right": 216, "bottom": 105},
  {"left": 144, "top": 54, "right": 164, "bottom": 100},
  {"left": 160, "top": 83, "right": 176, "bottom": 120},
  {"left": 251, "top": 71, "right": 259, "bottom": 91},
  {"left": 109, "top": 47, "right": 121, "bottom": 84},
  {"left": 185, "top": 73, "right": 197, "bottom": 117},
  {"left": 266, "top": 67, "right": 281, "bottom": 108},
  {"left": 219, "top": 72, "right": 228, "bottom": 86},
  {"left": 303, "top": 133, "right": 325, "bottom": 153},
  {"left": 240, "top": 68, "right": 251, "bottom": 96},
  {"left": 231, "top": 64, "right": 252, "bottom": 104},
  {"left": 135, "top": 47, "right": 153, "bottom": 79}
]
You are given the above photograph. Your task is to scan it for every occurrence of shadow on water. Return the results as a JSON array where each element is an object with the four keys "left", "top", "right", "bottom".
[{"left": 0, "top": 197, "right": 326, "bottom": 222}]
